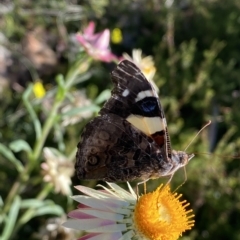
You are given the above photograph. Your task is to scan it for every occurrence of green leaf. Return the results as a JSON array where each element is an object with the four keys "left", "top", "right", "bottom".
[
  {"left": 22, "top": 199, "right": 64, "bottom": 218},
  {"left": 20, "top": 199, "right": 47, "bottom": 209},
  {"left": 0, "top": 196, "right": 3, "bottom": 208},
  {"left": 0, "top": 144, "right": 23, "bottom": 172},
  {"left": 9, "top": 140, "right": 32, "bottom": 154},
  {"left": 1, "top": 196, "right": 21, "bottom": 240},
  {"left": 56, "top": 74, "right": 66, "bottom": 101},
  {"left": 74, "top": 71, "right": 92, "bottom": 85},
  {"left": 22, "top": 84, "right": 42, "bottom": 141},
  {"left": 61, "top": 105, "right": 100, "bottom": 117},
  {"left": 20, "top": 199, "right": 64, "bottom": 216},
  {"left": 0, "top": 196, "right": 4, "bottom": 225},
  {"left": 16, "top": 200, "right": 64, "bottom": 229},
  {"left": 34, "top": 204, "right": 64, "bottom": 217},
  {"left": 94, "top": 89, "right": 111, "bottom": 104},
  {"left": 53, "top": 123, "right": 65, "bottom": 152}
]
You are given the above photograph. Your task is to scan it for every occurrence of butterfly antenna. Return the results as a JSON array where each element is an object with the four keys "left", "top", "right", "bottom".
[
  {"left": 184, "top": 120, "right": 212, "bottom": 152},
  {"left": 173, "top": 121, "right": 211, "bottom": 193}
]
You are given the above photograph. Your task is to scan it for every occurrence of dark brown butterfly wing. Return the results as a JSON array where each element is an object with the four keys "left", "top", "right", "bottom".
[
  {"left": 75, "top": 114, "right": 172, "bottom": 181},
  {"left": 75, "top": 60, "right": 193, "bottom": 182}
]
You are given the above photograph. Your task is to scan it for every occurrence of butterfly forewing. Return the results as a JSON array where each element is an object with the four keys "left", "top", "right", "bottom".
[{"left": 100, "top": 60, "right": 171, "bottom": 157}]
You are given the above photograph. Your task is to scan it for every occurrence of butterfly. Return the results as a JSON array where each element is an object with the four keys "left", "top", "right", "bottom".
[{"left": 75, "top": 60, "right": 194, "bottom": 182}]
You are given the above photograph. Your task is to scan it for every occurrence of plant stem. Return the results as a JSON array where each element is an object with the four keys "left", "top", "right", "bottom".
[
  {"left": 2, "top": 182, "right": 20, "bottom": 214},
  {"left": 31, "top": 101, "right": 62, "bottom": 162},
  {"left": 12, "top": 184, "right": 53, "bottom": 238},
  {"left": 2, "top": 164, "right": 30, "bottom": 215}
]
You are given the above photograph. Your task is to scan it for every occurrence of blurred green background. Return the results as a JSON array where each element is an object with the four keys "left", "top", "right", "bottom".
[{"left": 0, "top": 0, "right": 240, "bottom": 239}]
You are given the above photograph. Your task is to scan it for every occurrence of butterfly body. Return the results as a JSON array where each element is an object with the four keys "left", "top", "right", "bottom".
[{"left": 75, "top": 60, "right": 194, "bottom": 182}]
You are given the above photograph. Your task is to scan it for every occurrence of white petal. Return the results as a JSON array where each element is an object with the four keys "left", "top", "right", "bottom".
[
  {"left": 106, "top": 183, "right": 136, "bottom": 201},
  {"left": 87, "top": 223, "right": 127, "bottom": 233},
  {"left": 110, "top": 207, "right": 132, "bottom": 216},
  {"left": 74, "top": 186, "right": 116, "bottom": 199},
  {"left": 62, "top": 219, "right": 127, "bottom": 233},
  {"left": 127, "top": 182, "right": 137, "bottom": 199},
  {"left": 72, "top": 196, "right": 110, "bottom": 211},
  {"left": 72, "top": 195, "right": 130, "bottom": 210},
  {"left": 62, "top": 219, "right": 115, "bottom": 231},
  {"left": 77, "top": 209, "right": 123, "bottom": 221},
  {"left": 118, "top": 230, "right": 135, "bottom": 240},
  {"left": 71, "top": 198, "right": 132, "bottom": 216},
  {"left": 80, "top": 232, "right": 122, "bottom": 240},
  {"left": 121, "top": 218, "right": 133, "bottom": 224}
]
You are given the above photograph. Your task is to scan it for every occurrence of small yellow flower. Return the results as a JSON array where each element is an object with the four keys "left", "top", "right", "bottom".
[
  {"left": 134, "top": 185, "right": 195, "bottom": 240},
  {"left": 33, "top": 80, "right": 46, "bottom": 98},
  {"left": 111, "top": 28, "right": 123, "bottom": 44}
]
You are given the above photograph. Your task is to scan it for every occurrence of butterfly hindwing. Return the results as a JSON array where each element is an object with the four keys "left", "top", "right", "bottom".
[{"left": 76, "top": 113, "right": 173, "bottom": 181}]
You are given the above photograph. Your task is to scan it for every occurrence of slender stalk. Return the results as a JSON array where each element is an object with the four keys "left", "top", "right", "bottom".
[
  {"left": 2, "top": 164, "right": 31, "bottom": 214},
  {"left": 31, "top": 101, "right": 61, "bottom": 162},
  {"left": 2, "top": 182, "right": 20, "bottom": 214}
]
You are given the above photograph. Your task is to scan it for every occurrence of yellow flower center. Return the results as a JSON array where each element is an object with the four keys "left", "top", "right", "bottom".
[
  {"left": 142, "top": 65, "right": 155, "bottom": 75},
  {"left": 134, "top": 185, "right": 194, "bottom": 240}
]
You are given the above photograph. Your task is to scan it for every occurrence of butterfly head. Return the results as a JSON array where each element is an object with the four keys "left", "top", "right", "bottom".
[{"left": 170, "top": 150, "right": 195, "bottom": 173}]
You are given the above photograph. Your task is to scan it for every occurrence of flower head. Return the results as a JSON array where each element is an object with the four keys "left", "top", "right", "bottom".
[
  {"left": 134, "top": 185, "right": 195, "bottom": 240},
  {"left": 63, "top": 183, "right": 194, "bottom": 240},
  {"left": 33, "top": 80, "right": 46, "bottom": 98},
  {"left": 76, "top": 22, "right": 118, "bottom": 62},
  {"left": 111, "top": 28, "right": 123, "bottom": 44},
  {"left": 123, "top": 49, "right": 158, "bottom": 92},
  {"left": 41, "top": 147, "right": 74, "bottom": 195}
]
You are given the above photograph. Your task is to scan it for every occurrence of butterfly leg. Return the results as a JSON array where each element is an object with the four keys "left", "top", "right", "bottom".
[
  {"left": 144, "top": 182, "right": 147, "bottom": 195},
  {"left": 166, "top": 173, "right": 174, "bottom": 186},
  {"left": 137, "top": 178, "right": 149, "bottom": 198}
]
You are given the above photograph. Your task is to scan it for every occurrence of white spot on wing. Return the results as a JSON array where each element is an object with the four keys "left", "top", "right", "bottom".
[
  {"left": 135, "top": 90, "right": 155, "bottom": 102},
  {"left": 122, "top": 89, "right": 130, "bottom": 97},
  {"left": 127, "top": 115, "right": 165, "bottom": 135},
  {"left": 162, "top": 118, "right": 167, "bottom": 127}
]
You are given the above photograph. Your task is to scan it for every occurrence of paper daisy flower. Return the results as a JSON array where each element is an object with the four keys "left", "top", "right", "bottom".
[
  {"left": 41, "top": 147, "right": 74, "bottom": 195},
  {"left": 63, "top": 183, "right": 194, "bottom": 240}
]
